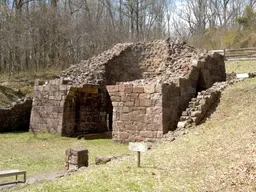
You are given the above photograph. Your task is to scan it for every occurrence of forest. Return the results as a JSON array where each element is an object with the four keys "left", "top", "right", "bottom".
[{"left": 0, "top": 0, "right": 256, "bottom": 74}]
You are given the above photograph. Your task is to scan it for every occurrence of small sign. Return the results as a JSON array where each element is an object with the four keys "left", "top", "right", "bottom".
[
  {"left": 236, "top": 73, "right": 249, "bottom": 79},
  {"left": 129, "top": 142, "right": 148, "bottom": 153}
]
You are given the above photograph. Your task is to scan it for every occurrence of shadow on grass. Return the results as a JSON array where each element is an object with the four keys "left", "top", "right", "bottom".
[
  {"left": 0, "top": 130, "right": 28, "bottom": 134},
  {"left": 81, "top": 132, "right": 112, "bottom": 140},
  {"left": 0, "top": 181, "right": 25, "bottom": 187},
  {"left": 0, "top": 130, "right": 54, "bottom": 141}
]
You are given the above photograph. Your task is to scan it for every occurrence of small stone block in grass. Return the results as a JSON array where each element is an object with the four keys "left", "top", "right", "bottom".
[{"left": 65, "top": 147, "right": 88, "bottom": 171}]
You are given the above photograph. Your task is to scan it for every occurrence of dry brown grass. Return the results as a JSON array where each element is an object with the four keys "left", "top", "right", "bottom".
[
  {"left": 0, "top": 68, "right": 62, "bottom": 96},
  {"left": 0, "top": 86, "right": 24, "bottom": 108},
  {"left": 11, "top": 78, "right": 256, "bottom": 192}
]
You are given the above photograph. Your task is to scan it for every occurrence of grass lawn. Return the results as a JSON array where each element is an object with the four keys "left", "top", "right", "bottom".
[
  {"left": 225, "top": 60, "right": 256, "bottom": 73},
  {"left": 10, "top": 78, "right": 256, "bottom": 192},
  {"left": 0, "top": 132, "right": 129, "bottom": 177}
]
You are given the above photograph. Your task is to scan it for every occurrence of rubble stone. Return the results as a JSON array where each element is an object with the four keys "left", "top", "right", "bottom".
[{"left": 95, "top": 156, "right": 114, "bottom": 165}]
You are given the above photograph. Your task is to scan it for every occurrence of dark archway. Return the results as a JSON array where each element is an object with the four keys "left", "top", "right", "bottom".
[{"left": 106, "top": 91, "right": 113, "bottom": 131}]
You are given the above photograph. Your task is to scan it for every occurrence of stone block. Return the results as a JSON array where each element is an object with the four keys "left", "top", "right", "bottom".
[
  {"left": 65, "top": 147, "right": 88, "bottom": 171},
  {"left": 106, "top": 85, "right": 118, "bottom": 93},
  {"left": 152, "top": 99, "right": 162, "bottom": 106},
  {"left": 133, "top": 107, "right": 146, "bottom": 113},
  {"left": 140, "top": 131, "right": 154, "bottom": 138},
  {"left": 122, "top": 107, "right": 130, "bottom": 113},
  {"left": 125, "top": 101, "right": 134, "bottom": 107},
  {"left": 95, "top": 156, "right": 114, "bottom": 165},
  {"left": 140, "top": 99, "right": 151, "bottom": 107},
  {"left": 113, "top": 112, "right": 120, "bottom": 121},
  {"left": 144, "top": 84, "right": 155, "bottom": 93},
  {"left": 133, "top": 87, "right": 144, "bottom": 93},
  {"left": 135, "top": 99, "right": 140, "bottom": 107},
  {"left": 118, "top": 84, "right": 125, "bottom": 92},
  {"left": 144, "top": 124, "right": 155, "bottom": 131},
  {"left": 191, "top": 111, "right": 201, "bottom": 117},
  {"left": 124, "top": 85, "right": 133, "bottom": 93},
  {"left": 146, "top": 107, "right": 162, "bottom": 115},
  {"left": 112, "top": 102, "right": 119, "bottom": 107},
  {"left": 155, "top": 84, "right": 162, "bottom": 93},
  {"left": 60, "top": 85, "right": 67, "bottom": 91},
  {"left": 121, "top": 114, "right": 130, "bottom": 121},
  {"left": 111, "top": 96, "right": 121, "bottom": 102},
  {"left": 119, "top": 132, "right": 129, "bottom": 140},
  {"left": 153, "top": 115, "right": 162, "bottom": 125},
  {"left": 177, "top": 121, "right": 187, "bottom": 129},
  {"left": 139, "top": 93, "right": 150, "bottom": 99},
  {"left": 151, "top": 93, "right": 162, "bottom": 100},
  {"left": 156, "top": 131, "right": 163, "bottom": 138},
  {"left": 129, "top": 93, "right": 138, "bottom": 99},
  {"left": 130, "top": 112, "right": 144, "bottom": 122}
]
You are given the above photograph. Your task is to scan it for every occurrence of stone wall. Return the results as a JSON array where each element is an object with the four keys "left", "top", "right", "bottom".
[
  {"left": 30, "top": 40, "right": 226, "bottom": 141},
  {"left": 162, "top": 79, "right": 196, "bottom": 132},
  {"left": 59, "top": 40, "right": 200, "bottom": 85},
  {"left": 105, "top": 41, "right": 170, "bottom": 84},
  {"left": 196, "top": 53, "right": 226, "bottom": 89},
  {"left": 0, "top": 97, "right": 32, "bottom": 132},
  {"left": 30, "top": 78, "right": 69, "bottom": 133},
  {"left": 107, "top": 83, "right": 163, "bottom": 142},
  {"left": 30, "top": 79, "right": 107, "bottom": 136}
]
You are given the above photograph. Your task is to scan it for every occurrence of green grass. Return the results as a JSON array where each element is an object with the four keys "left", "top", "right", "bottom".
[
  {"left": 12, "top": 78, "right": 256, "bottom": 192},
  {"left": 225, "top": 60, "right": 256, "bottom": 73},
  {"left": 0, "top": 132, "right": 129, "bottom": 176}
]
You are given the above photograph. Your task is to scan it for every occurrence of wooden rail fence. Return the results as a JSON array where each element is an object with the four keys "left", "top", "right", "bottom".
[{"left": 209, "top": 47, "right": 256, "bottom": 61}]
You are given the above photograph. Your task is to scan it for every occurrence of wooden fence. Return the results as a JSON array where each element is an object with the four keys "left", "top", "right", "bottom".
[{"left": 209, "top": 47, "right": 256, "bottom": 61}]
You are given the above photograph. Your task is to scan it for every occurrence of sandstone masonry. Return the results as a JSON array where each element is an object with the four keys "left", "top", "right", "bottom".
[
  {"left": 30, "top": 40, "right": 226, "bottom": 142},
  {"left": 30, "top": 79, "right": 106, "bottom": 136}
]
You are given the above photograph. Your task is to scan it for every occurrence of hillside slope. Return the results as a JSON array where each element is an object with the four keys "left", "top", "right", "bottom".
[
  {"left": 17, "top": 78, "right": 256, "bottom": 192},
  {"left": 0, "top": 85, "right": 24, "bottom": 108}
]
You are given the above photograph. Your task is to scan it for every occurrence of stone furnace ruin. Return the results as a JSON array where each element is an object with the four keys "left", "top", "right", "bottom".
[{"left": 30, "top": 40, "right": 226, "bottom": 142}]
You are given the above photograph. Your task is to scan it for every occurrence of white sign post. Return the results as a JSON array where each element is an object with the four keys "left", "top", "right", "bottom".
[{"left": 129, "top": 142, "right": 148, "bottom": 167}]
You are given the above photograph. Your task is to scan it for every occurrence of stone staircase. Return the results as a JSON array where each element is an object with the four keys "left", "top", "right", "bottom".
[
  {"left": 177, "top": 81, "right": 229, "bottom": 130},
  {"left": 162, "top": 78, "right": 245, "bottom": 141}
]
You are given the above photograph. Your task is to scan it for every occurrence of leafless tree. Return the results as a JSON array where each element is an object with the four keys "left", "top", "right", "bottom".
[
  {"left": 0, "top": 0, "right": 169, "bottom": 75},
  {"left": 0, "top": 0, "right": 253, "bottom": 75}
]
